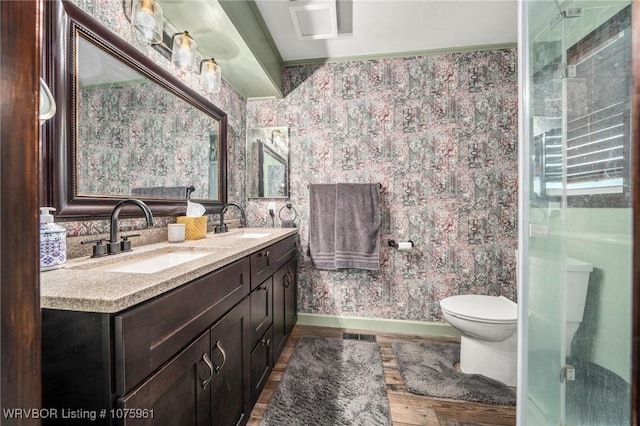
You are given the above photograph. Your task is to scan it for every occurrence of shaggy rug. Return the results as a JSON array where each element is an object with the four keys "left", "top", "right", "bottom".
[
  {"left": 392, "top": 341, "right": 516, "bottom": 406},
  {"left": 260, "top": 336, "right": 391, "bottom": 426}
]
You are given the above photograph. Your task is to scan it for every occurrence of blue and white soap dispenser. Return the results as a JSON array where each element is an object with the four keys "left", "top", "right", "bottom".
[{"left": 40, "top": 207, "right": 67, "bottom": 271}]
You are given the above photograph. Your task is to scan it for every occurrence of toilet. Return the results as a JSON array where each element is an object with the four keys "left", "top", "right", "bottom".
[
  {"left": 440, "top": 295, "right": 518, "bottom": 387},
  {"left": 440, "top": 256, "right": 593, "bottom": 388}
]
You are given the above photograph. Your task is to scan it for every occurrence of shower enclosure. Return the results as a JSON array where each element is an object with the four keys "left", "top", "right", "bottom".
[{"left": 519, "top": 0, "right": 633, "bottom": 424}]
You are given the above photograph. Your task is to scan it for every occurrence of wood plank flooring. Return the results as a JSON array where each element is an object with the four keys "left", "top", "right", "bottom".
[{"left": 248, "top": 325, "right": 516, "bottom": 426}]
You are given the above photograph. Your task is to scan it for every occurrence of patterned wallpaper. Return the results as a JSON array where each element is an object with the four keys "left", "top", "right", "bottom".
[
  {"left": 66, "top": 0, "right": 517, "bottom": 324},
  {"left": 246, "top": 51, "right": 519, "bottom": 322}
]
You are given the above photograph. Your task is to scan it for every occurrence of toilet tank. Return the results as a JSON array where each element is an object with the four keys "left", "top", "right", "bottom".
[
  {"left": 564, "top": 257, "right": 593, "bottom": 323},
  {"left": 529, "top": 255, "right": 593, "bottom": 323}
]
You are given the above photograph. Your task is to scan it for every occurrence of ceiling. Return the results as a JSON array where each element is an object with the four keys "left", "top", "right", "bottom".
[{"left": 158, "top": 0, "right": 518, "bottom": 99}]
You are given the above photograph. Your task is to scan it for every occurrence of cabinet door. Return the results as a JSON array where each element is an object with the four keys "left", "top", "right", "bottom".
[
  {"left": 272, "top": 257, "right": 298, "bottom": 362},
  {"left": 210, "top": 297, "right": 250, "bottom": 426},
  {"left": 250, "top": 326, "right": 273, "bottom": 406},
  {"left": 284, "top": 258, "right": 298, "bottom": 335},
  {"left": 118, "top": 332, "right": 211, "bottom": 426},
  {"left": 250, "top": 277, "right": 273, "bottom": 349}
]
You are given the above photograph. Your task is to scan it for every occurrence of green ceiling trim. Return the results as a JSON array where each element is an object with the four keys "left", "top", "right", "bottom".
[
  {"left": 282, "top": 43, "right": 518, "bottom": 67},
  {"left": 218, "top": 0, "right": 284, "bottom": 98}
]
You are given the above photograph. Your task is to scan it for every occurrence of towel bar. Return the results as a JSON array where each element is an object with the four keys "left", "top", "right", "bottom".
[{"left": 308, "top": 183, "right": 382, "bottom": 189}]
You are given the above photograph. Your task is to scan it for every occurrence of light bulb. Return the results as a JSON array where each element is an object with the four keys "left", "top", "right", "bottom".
[
  {"left": 175, "top": 48, "right": 192, "bottom": 68},
  {"left": 135, "top": 10, "right": 155, "bottom": 41}
]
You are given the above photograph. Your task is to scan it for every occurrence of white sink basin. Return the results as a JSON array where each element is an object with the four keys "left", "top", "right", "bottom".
[
  {"left": 212, "top": 231, "right": 271, "bottom": 239},
  {"left": 103, "top": 251, "right": 210, "bottom": 274},
  {"left": 236, "top": 232, "right": 270, "bottom": 239}
]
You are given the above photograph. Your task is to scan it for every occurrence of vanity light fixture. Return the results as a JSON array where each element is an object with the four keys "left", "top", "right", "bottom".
[
  {"left": 200, "top": 58, "right": 222, "bottom": 95},
  {"left": 171, "top": 31, "right": 197, "bottom": 70},
  {"left": 130, "top": 0, "right": 163, "bottom": 44}
]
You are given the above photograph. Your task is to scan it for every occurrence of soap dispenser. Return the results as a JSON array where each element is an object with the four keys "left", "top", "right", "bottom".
[{"left": 40, "top": 207, "right": 67, "bottom": 271}]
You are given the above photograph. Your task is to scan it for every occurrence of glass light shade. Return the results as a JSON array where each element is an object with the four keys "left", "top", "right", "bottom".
[
  {"left": 171, "top": 32, "right": 197, "bottom": 70},
  {"left": 131, "top": 0, "right": 163, "bottom": 44},
  {"left": 200, "top": 59, "right": 222, "bottom": 94}
]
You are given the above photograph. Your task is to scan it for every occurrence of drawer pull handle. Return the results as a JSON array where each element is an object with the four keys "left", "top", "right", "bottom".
[
  {"left": 213, "top": 340, "right": 227, "bottom": 374},
  {"left": 262, "top": 338, "right": 271, "bottom": 347},
  {"left": 283, "top": 274, "right": 290, "bottom": 288},
  {"left": 202, "top": 353, "right": 213, "bottom": 389},
  {"left": 260, "top": 250, "right": 269, "bottom": 266}
]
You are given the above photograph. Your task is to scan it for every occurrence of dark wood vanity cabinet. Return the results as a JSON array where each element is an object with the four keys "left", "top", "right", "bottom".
[
  {"left": 248, "top": 235, "right": 298, "bottom": 405},
  {"left": 42, "top": 234, "right": 298, "bottom": 426},
  {"left": 117, "top": 297, "right": 251, "bottom": 426}
]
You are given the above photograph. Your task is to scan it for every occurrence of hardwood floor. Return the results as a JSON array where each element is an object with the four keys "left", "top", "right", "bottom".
[{"left": 248, "top": 325, "right": 517, "bottom": 426}]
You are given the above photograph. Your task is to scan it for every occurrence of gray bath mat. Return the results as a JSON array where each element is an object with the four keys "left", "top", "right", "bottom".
[
  {"left": 260, "top": 336, "right": 391, "bottom": 426},
  {"left": 392, "top": 341, "right": 516, "bottom": 406}
]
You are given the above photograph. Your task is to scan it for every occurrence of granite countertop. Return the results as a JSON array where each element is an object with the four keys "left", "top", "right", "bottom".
[{"left": 40, "top": 228, "right": 298, "bottom": 314}]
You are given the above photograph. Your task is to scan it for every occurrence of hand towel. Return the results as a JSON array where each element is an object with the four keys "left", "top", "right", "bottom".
[
  {"left": 308, "top": 183, "right": 380, "bottom": 270},
  {"left": 334, "top": 183, "right": 380, "bottom": 270},
  {"left": 308, "top": 184, "right": 337, "bottom": 269}
]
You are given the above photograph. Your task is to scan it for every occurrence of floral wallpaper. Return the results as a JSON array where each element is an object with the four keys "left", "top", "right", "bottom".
[
  {"left": 246, "top": 51, "right": 519, "bottom": 322},
  {"left": 64, "top": 0, "right": 517, "bottom": 324}
]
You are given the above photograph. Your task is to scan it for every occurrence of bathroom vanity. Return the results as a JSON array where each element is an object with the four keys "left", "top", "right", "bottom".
[{"left": 40, "top": 228, "right": 298, "bottom": 425}]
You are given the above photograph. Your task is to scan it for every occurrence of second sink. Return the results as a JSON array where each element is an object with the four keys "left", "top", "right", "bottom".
[{"left": 103, "top": 251, "right": 210, "bottom": 274}]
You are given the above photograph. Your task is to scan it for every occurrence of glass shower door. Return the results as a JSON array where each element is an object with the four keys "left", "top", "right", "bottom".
[
  {"left": 520, "top": 1, "right": 632, "bottom": 424},
  {"left": 521, "top": 2, "right": 566, "bottom": 422}
]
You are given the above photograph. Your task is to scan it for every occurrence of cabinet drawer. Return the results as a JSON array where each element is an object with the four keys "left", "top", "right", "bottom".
[
  {"left": 115, "top": 257, "right": 250, "bottom": 395},
  {"left": 272, "top": 234, "right": 298, "bottom": 271},
  {"left": 250, "top": 235, "right": 297, "bottom": 290},
  {"left": 250, "top": 277, "right": 272, "bottom": 349}
]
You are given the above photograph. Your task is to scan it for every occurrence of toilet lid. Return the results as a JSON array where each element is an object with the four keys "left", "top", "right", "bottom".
[{"left": 440, "top": 295, "right": 517, "bottom": 323}]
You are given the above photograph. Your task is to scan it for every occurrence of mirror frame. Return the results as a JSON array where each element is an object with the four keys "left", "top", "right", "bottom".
[{"left": 41, "top": 0, "right": 227, "bottom": 218}]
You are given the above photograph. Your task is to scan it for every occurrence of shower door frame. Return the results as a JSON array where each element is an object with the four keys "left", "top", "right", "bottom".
[{"left": 631, "top": 0, "right": 640, "bottom": 420}]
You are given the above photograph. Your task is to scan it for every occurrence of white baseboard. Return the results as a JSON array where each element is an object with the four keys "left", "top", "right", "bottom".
[{"left": 296, "top": 313, "right": 461, "bottom": 338}]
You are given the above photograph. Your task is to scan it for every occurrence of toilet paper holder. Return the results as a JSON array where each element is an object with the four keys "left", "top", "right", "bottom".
[{"left": 388, "top": 240, "right": 414, "bottom": 249}]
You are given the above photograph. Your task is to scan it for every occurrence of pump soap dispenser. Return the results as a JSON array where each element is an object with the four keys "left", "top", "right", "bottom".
[{"left": 40, "top": 207, "right": 67, "bottom": 271}]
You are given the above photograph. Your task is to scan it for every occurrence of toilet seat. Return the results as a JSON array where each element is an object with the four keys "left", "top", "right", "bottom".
[{"left": 440, "top": 295, "right": 517, "bottom": 324}]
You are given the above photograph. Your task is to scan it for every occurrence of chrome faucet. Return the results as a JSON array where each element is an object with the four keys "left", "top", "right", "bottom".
[
  {"left": 108, "top": 199, "right": 154, "bottom": 254},
  {"left": 214, "top": 202, "right": 246, "bottom": 233}
]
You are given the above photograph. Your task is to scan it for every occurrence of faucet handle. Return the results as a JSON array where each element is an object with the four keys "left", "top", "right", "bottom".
[
  {"left": 81, "top": 238, "right": 108, "bottom": 258},
  {"left": 120, "top": 233, "right": 141, "bottom": 252},
  {"left": 214, "top": 223, "right": 228, "bottom": 234}
]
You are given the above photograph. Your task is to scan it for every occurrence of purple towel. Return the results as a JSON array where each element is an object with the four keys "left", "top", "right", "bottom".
[{"left": 309, "top": 183, "right": 380, "bottom": 270}]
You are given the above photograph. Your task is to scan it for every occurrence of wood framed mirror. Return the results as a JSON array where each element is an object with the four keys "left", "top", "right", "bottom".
[
  {"left": 41, "top": 0, "right": 227, "bottom": 218},
  {"left": 247, "top": 127, "right": 289, "bottom": 199}
]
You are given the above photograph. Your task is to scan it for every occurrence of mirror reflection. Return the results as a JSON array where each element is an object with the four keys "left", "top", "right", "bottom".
[
  {"left": 531, "top": 5, "right": 630, "bottom": 208},
  {"left": 76, "top": 35, "right": 220, "bottom": 201},
  {"left": 247, "top": 127, "right": 289, "bottom": 198}
]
